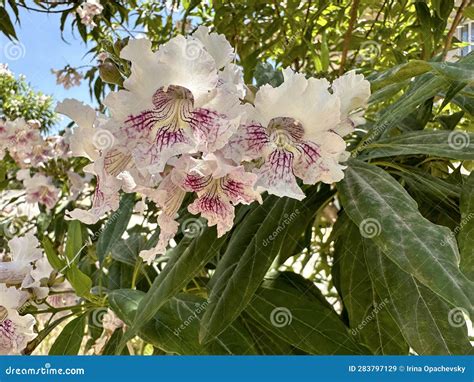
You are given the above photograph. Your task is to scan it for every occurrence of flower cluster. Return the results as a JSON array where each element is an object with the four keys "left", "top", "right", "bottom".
[
  {"left": 76, "top": 0, "right": 104, "bottom": 27},
  {"left": 0, "top": 233, "right": 56, "bottom": 354},
  {"left": 57, "top": 27, "right": 370, "bottom": 264},
  {"left": 0, "top": 118, "right": 69, "bottom": 210},
  {"left": 51, "top": 67, "right": 83, "bottom": 90}
]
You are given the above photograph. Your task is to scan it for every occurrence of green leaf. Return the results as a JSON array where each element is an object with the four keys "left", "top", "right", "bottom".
[
  {"left": 0, "top": 6, "right": 17, "bottom": 40},
  {"left": 246, "top": 272, "right": 366, "bottom": 355},
  {"left": 359, "top": 130, "right": 474, "bottom": 160},
  {"left": 415, "top": 2, "right": 433, "bottom": 58},
  {"left": 102, "top": 329, "right": 129, "bottom": 355},
  {"left": 96, "top": 193, "right": 135, "bottom": 264},
  {"left": 458, "top": 172, "right": 474, "bottom": 280},
  {"left": 121, "top": 227, "right": 227, "bottom": 351},
  {"left": 370, "top": 61, "right": 431, "bottom": 92},
  {"left": 111, "top": 233, "right": 145, "bottom": 267},
  {"left": 200, "top": 186, "right": 331, "bottom": 344},
  {"left": 49, "top": 315, "right": 86, "bottom": 355},
  {"left": 338, "top": 160, "right": 474, "bottom": 316},
  {"left": 431, "top": 0, "right": 454, "bottom": 19},
  {"left": 110, "top": 290, "right": 258, "bottom": 354},
  {"left": 200, "top": 197, "right": 298, "bottom": 343},
  {"left": 428, "top": 62, "right": 474, "bottom": 84},
  {"left": 465, "top": 6, "right": 474, "bottom": 20},
  {"left": 332, "top": 215, "right": 408, "bottom": 355},
  {"left": 363, "top": 237, "right": 472, "bottom": 355},
  {"left": 64, "top": 220, "right": 83, "bottom": 263},
  {"left": 66, "top": 265, "right": 92, "bottom": 299},
  {"left": 42, "top": 237, "right": 66, "bottom": 272}
]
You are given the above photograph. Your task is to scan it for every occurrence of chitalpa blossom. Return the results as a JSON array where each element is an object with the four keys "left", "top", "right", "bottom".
[
  {"left": 16, "top": 170, "right": 60, "bottom": 211},
  {"left": 0, "top": 232, "right": 56, "bottom": 354},
  {"left": 51, "top": 67, "right": 82, "bottom": 89},
  {"left": 57, "top": 27, "right": 370, "bottom": 265},
  {"left": 225, "top": 68, "right": 370, "bottom": 200},
  {"left": 0, "top": 118, "right": 66, "bottom": 168},
  {"left": 76, "top": 0, "right": 104, "bottom": 27},
  {"left": 0, "top": 285, "right": 36, "bottom": 355}
]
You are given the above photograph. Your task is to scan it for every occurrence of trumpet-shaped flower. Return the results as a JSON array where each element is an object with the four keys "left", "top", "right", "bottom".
[
  {"left": 226, "top": 68, "right": 353, "bottom": 200},
  {"left": 17, "top": 170, "right": 60, "bottom": 210},
  {"left": 103, "top": 28, "right": 243, "bottom": 176},
  {"left": 0, "top": 285, "right": 36, "bottom": 355},
  {"left": 175, "top": 153, "right": 262, "bottom": 237}
]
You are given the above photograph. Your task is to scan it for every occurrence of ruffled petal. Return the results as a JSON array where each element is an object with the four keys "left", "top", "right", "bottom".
[
  {"left": 188, "top": 191, "right": 234, "bottom": 237},
  {"left": 331, "top": 70, "right": 370, "bottom": 136},
  {"left": 155, "top": 35, "right": 218, "bottom": 103},
  {"left": 56, "top": 99, "right": 101, "bottom": 160},
  {"left": 192, "top": 26, "right": 234, "bottom": 70},
  {"left": 221, "top": 167, "right": 262, "bottom": 205},
  {"left": 294, "top": 132, "right": 347, "bottom": 184},
  {"left": 225, "top": 121, "right": 271, "bottom": 162},
  {"left": 254, "top": 149, "right": 305, "bottom": 200}
]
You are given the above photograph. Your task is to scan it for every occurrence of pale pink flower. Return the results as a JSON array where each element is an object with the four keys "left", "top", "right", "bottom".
[
  {"left": 76, "top": 0, "right": 103, "bottom": 27},
  {"left": 0, "top": 284, "right": 36, "bottom": 355}
]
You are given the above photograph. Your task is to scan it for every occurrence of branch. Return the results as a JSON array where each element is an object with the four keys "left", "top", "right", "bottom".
[
  {"left": 443, "top": 0, "right": 470, "bottom": 59},
  {"left": 339, "top": 0, "right": 361, "bottom": 75}
]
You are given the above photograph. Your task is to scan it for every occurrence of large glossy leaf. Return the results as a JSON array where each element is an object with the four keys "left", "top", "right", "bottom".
[
  {"left": 458, "top": 172, "right": 474, "bottom": 280},
  {"left": 338, "top": 160, "right": 474, "bottom": 316},
  {"left": 96, "top": 193, "right": 135, "bottom": 264},
  {"left": 109, "top": 289, "right": 258, "bottom": 354},
  {"left": 363, "top": 238, "right": 472, "bottom": 355},
  {"left": 121, "top": 226, "right": 227, "bottom": 350},
  {"left": 200, "top": 188, "right": 329, "bottom": 344},
  {"left": 359, "top": 54, "right": 474, "bottom": 146},
  {"left": 49, "top": 315, "right": 86, "bottom": 355},
  {"left": 359, "top": 131, "right": 474, "bottom": 160},
  {"left": 332, "top": 215, "right": 408, "bottom": 355},
  {"left": 245, "top": 272, "right": 366, "bottom": 355}
]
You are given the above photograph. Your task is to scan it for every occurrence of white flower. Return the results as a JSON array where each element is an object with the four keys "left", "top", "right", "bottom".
[
  {"left": 331, "top": 70, "right": 371, "bottom": 136},
  {"left": 51, "top": 67, "right": 82, "bottom": 89},
  {"left": 0, "top": 232, "right": 43, "bottom": 286},
  {"left": 103, "top": 28, "right": 244, "bottom": 176},
  {"left": 76, "top": 0, "right": 103, "bottom": 27},
  {"left": 226, "top": 68, "right": 347, "bottom": 200},
  {"left": 0, "top": 63, "right": 13, "bottom": 77},
  {"left": 56, "top": 99, "right": 102, "bottom": 161},
  {"left": 0, "top": 118, "right": 52, "bottom": 168},
  {"left": 19, "top": 171, "right": 60, "bottom": 210},
  {"left": 0, "top": 285, "right": 36, "bottom": 355}
]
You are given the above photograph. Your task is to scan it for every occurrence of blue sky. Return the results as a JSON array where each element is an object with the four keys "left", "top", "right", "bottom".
[{"left": 0, "top": 7, "right": 94, "bottom": 108}]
